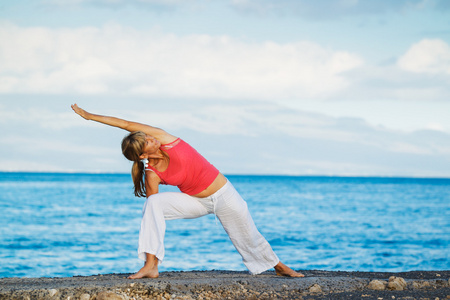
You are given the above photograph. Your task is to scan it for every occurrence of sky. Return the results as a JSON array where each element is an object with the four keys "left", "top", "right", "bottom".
[{"left": 0, "top": 0, "right": 449, "bottom": 177}]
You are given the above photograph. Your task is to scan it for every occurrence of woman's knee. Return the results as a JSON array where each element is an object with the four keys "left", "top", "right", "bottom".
[
  {"left": 143, "top": 193, "right": 168, "bottom": 212},
  {"left": 144, "top": 192, "right": 193, "bottom": 213}
]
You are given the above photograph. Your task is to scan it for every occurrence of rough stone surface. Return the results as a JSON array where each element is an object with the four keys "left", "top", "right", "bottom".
[
  {"left": 96, "top": 291, "right": 125, "bottom": 300},
  {"left": 48, "top": 288, "right": 58, "bottom": 297},
  {"left": 368, "top": 279, "right": 387, "bottom": 290},
  {"left": 309, "top": 283, "right": 322, "bottom": 293},
  {"left": 0, "top": 270, "right": 449, "bottom": 300},
  {"left": 387, "top": 276, "right": 408, "bottom": 291},
  {"left": 413, "top": 280, "right": 432, "bottom": 289},
  {"left": 79, "top": 293, "right": 91, "bottom": 300}
]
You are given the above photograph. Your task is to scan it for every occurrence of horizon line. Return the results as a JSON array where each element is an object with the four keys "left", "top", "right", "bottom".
[{"left": 1, "top": 171, "right": 449, "bottom": 180}]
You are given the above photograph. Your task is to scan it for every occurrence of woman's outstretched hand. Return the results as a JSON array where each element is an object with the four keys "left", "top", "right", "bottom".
[{"left": 71, "top": 104, "right": 92, "bottom": 120}]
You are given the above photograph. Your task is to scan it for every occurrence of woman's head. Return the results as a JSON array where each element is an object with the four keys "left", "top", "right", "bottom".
[
  {"left": 121, "top": 131, "right": 146, "bottom": 162},
  {"left": 121, "top": 131, "right": 164, "bottom": 197}
]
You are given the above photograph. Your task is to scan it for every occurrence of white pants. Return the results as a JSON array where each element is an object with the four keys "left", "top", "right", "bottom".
[{"left": 137, "top": 179, "right": 280, "bottom": 275}]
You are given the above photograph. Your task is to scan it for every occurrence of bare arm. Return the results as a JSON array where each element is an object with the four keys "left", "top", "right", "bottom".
[
  {"left": 71, "top": 104, "right": 177, "bottom": 144},
  {"left": 145, "top": 171, "right": 160, "bottom": 197}
]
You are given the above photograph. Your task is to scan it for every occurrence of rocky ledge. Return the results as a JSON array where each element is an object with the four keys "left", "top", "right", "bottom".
[{"left": 1, "top": 270, "right": 449, "bottom": 300}]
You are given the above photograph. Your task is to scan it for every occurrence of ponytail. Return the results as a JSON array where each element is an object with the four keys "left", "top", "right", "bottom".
[
  {"left": 131, "top": 160, "right": 146, "bottom": 197},
  {"left": 121, "top": 131, "right": 147, "bottom": 197}
]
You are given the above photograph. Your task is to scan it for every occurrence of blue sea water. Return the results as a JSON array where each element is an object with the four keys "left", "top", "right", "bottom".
[{"left": 0, "top": 172, "right": 449, "bottom": 278}]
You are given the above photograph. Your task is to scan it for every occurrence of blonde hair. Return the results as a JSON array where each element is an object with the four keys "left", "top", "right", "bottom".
[{"left": 121, "top": 131, "right": 147, "bottom": 197}]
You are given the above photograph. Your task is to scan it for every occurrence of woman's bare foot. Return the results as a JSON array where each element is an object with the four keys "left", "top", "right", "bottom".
[
  {"left": 128, "top": 254, "right": 159, "bottom": 279},
  {"left": 274, "top": 262, "right": 305, "bottom": 278}
]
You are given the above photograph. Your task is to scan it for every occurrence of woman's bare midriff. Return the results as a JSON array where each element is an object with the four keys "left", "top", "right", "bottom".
[{"left": 192, "top": 173, "right": 228, "bottom": 198}]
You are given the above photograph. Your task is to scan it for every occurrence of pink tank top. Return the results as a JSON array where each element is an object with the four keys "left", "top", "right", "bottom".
[{"left": 145, "top": 138, "right": 219, "bottom": 195}]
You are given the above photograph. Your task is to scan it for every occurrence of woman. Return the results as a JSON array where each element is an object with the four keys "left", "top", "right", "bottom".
[{"left": 71, "top": 104, "right": 304, "bottom": 279}]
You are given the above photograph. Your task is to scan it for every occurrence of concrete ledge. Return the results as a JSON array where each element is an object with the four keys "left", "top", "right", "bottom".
[{"left": 1, "top": 270, "right": 449, "bottom": 299}]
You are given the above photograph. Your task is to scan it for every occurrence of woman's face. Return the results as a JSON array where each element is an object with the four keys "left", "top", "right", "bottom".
[{"left": 141, "top": 135, "right": 161, "bottom": 157}]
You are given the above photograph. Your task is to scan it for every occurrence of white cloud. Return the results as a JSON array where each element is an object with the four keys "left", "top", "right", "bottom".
[
  {"left": 1, "top": 99, "right": 449, "bottom": 175},
  {"left": 127, "top": 102, "right": 450, "bottom": 157},
  {"left": 0, "top": 136, "right": 121, "bottom": 172},
  {"left": 0, "top": 22, "right": 363, "bottom": 100},
  {"left": 317, "top": 38, "right": 450, "bottom": 103},
  {"left": 397, "top": 39, "right": 450, "bottom": 75},
  {"left": 0, "top": 135, "right": 115, "bottom": 157},
  {"left": 425, "top": 122, "right": 445, "bottom": 132},
  {"left": 0, "top": 106, "right": 81, "bottom": 130}
]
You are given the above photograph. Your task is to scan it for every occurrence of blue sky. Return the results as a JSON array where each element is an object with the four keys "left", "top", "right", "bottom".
[{"left": 1, "top": 0, "right": 449, "bottom": 176}]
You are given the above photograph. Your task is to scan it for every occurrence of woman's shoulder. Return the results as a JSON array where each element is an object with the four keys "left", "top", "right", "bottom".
[
  {"left": 161, "top": 138, "right": 182, "bottom": 150},
  {"left": 157, "top": 131, "right": 179, "bottom": 145}
]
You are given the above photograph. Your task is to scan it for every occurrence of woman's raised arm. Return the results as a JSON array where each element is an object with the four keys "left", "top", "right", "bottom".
[{"left": 71, "top": 104, "right": 177, "bottom": 144}]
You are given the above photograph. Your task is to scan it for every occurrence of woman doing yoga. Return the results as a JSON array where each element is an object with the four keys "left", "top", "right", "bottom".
[{"left": 71, "top": 104, "right": 304, "bottom": 279}]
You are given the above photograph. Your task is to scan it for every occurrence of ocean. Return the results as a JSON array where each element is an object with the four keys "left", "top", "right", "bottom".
[{"left": 0, "top": 172, "right": 449, "bottom": 278}]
